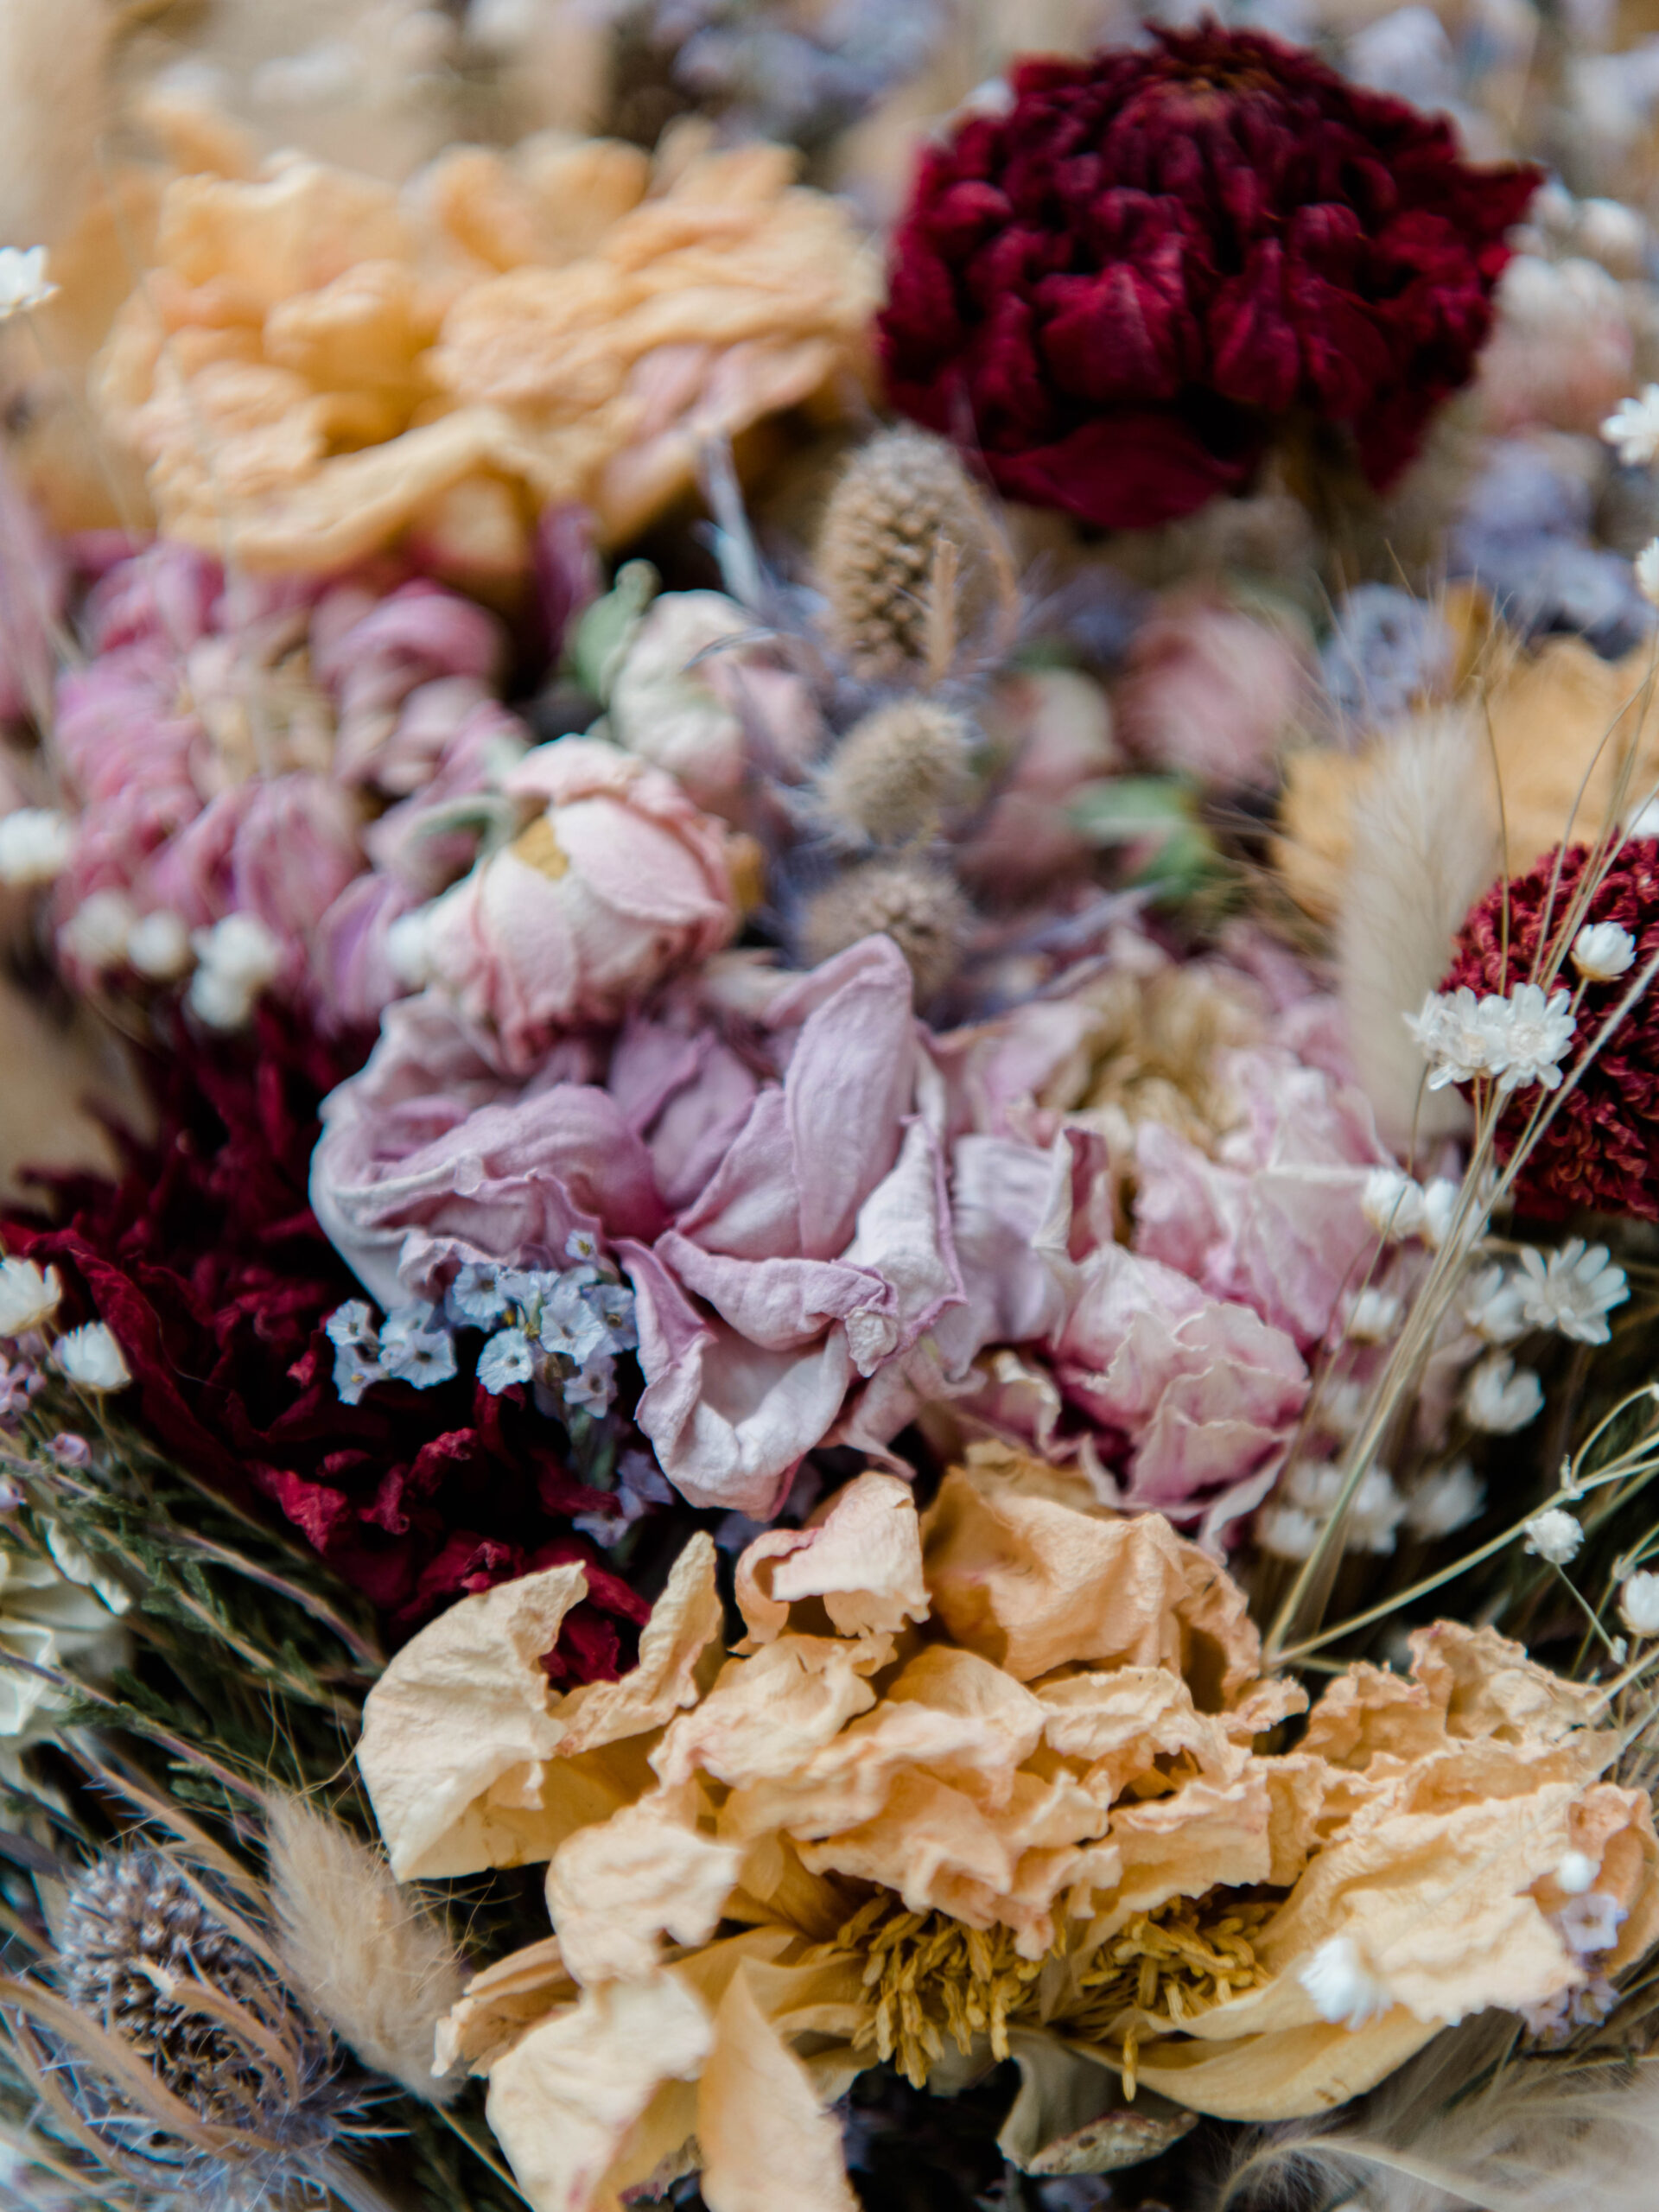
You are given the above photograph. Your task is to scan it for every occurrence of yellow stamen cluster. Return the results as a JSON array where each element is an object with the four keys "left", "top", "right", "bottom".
[{"left": 813, "top": 1890, "right": 1271, "bottom": 2095}]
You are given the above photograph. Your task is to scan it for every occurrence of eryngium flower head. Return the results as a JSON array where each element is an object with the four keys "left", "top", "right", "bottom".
[
  {"left": 1440, "top": 838, "right": 1659, "bottom": 1217},
  {"left": 879, "top": 26, "right": 1539, "bottom": 531},
  {"left": 47, "top": 1848, "right": 349, "bottom": 2208}
]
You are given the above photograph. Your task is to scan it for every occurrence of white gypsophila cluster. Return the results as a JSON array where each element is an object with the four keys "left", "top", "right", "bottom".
[
  {"left": 0, "top": 245, "right": 57, "bottom": 321},
  {"left": 187, "top": 913, "right": 284, "bottom": 1030},
  {"left": 1516, "top": 1240, "right": 1629, "bottom": 1344},
  {"left": 53, "top": 1323, "right": 130, "bottom": 1394},
  {"left": 1405, "top": 982, "right": 1575, "bottom": 1093},
  {"left": 1403, "top": 1459, "right": 1485, "bottom": 1540},
  {"left": 0, "top": 1258, "right": 60, "bottom": 1337},
  {"left": 1519, "top": 1881, "right": 1626, "bottom": 2046},
  {"left": 58, "top": 888, "right": 137, "bottom": 972},
  {"left": 1601, "top": 384, "right": 1659, "bottom": 465},
  {"left": 1297, "top": 1935, "right": 1394, "bottom": 2032},
  {"left": 1619, "top": 1569, "right": 1659, "bottom": 1635},
  {"left": 1523, "top": 1506, "right": 1584, "bottom": 1565},
  {"left": 125, "top": 910, "right": 193, "bottom": 982},
  {"left": 1256, "top": 1461, "right": 1406, "bottom": 1560},
  {"left": 0, "top": 808, "right": 72, "bottom": 886},
  {"left": 1573, "top": 920, "right": 1637, "bottom": 981},
  {"left": 1463, "top": 1353, "right": 1544, "bottom": 1433},
  {"left": 325, "top": 1234, "right": 639, "bottom": 1423}
]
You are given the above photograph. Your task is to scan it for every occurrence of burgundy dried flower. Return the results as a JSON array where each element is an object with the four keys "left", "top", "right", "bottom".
[
  {"left": 1, "top": 1006, "right": 656, "bottom": 1663},
  {"left": 879, "top": 26, "right": 1538, "bottom": 530},
  {"left": 1440, "top": 840, "right": 1659, "bottom": 1218}
]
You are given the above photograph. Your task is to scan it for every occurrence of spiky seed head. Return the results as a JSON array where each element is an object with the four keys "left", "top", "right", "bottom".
[
  {"left": 56, "top": 1848, "right": 334, "bottom": 2148},
  {"left": 798, "top": 856, "right": 971, "bottom": 1002},
  {"left": 814, "top": 429, "right": 1000, "bottom": 679},
  {"left": 815, "top": 699, "right": 976, "bottom": 849}
]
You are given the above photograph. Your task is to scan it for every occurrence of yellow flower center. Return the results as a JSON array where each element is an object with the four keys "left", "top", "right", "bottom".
[
  {"left": 512, "top": 814, "right": 570, "bottom": 880},
  {"left": 813, "top": 1890, "right": 1272, "bottom": 2094}
]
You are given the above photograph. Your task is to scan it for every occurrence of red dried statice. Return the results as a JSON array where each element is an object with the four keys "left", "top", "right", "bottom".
[
  {"left": 879, "top": 26, "right": 1538, "bottom": 530},
  {"left": 1, "top": 1005, "right": 652, "bottom": 1665},
  {"left": 1440, "top": 840, "right": 1659, "bottom": 1219}
]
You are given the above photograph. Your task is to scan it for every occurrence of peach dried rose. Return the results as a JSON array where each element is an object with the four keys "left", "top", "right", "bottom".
[
  {"left": 357, "top": 1458, "right": 1659, "bottom": 2204},
  {"left": 87, "top": 136, "right": 877, "bottom": 575}
]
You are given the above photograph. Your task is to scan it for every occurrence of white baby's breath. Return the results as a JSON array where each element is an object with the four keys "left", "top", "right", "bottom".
[
  {"left": 1461, "top": 1265, "right": 1527, "bottom": 1344},
  {"left": 1619, "top": 1569, "right": 1659, "bottom": 1635},
  {"left": 1403, "top": 1460, "right": 1484, "bottom": 1540},
  {"left": 1556, "top": 1850, "right": 1600, "bottom": 1895},
  {"left": 1361, "top": 1167, "right": 1426, "bottom": 1242},
  {"left": 1523, "top": 1507, "right": 1584, "bottom": 1565},
  {"left": 1516, "top": 1240, "right": 1628, "bottom": 1344},
  {"left": 1342, "top": 1287, "right": 1402, "bottom": 1344},
  {"left": 1601, "top": 385, "right": 1659, "bottom": 465},
  {"left": 1298, "top": 1936, "right": 1393, "bottom": 2031},
  {"left": 59, "top": 888, "right": 137, "bottom": 972},
  {"left": 1572, "top": 920, "right": 1637, "bottom": 981},
  {"left": 0, "top": 808, "right": 72, "bottom": 886},
  {"left": 125, "top": 909, "right": 194, "bottom": 982},
  {"left": 187, "top": 912, "right": 283, "bottom": 1030}
]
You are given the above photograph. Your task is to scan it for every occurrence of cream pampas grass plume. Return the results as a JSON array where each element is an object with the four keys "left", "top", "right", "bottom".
[
  {"left": 265, "top": 1795, "right": 465, "bottom": 2105},
  {"left": 1218, "top": 2022, "right": 1659, "bottom": 2212},
  {"left": 1335, "top": 706, "right": 1502, "bottom": 1148}
]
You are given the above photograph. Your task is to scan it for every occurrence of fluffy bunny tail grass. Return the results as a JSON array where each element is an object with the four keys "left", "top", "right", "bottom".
[{"left": 265, "top": 1793, "right": 466, "bottom": 2104}]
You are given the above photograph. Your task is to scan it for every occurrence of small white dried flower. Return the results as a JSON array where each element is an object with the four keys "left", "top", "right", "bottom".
[
  {"left": 1298, "top": 1935, "right": 1393, "bottom": 2031},
  {"left": 1523, "top": 1506, "right": 1584, "bottom": 1565},
  {"left": 124, "top": 909, "right": 194, "bottom": 982},
  {"left": 0, "top": 245, "right": 57, "bottom": 320},
  {"left": 0, "top": 1257, "right": 60, "bottom": 1335},
  {"left": 1461, "top": 1265, "right": 1527, "bottom": 1345},
  {"left": 1361, "top": 1168, "right": 1426, "bottom": 1241},
  {"left": 188, "top": 912, "right": 283, "bottom": 1030},
  {"left": 1572, "top": 920, "right": 1637, "bottom": 981},
  {"left": 1601, "top": 384, "right": 1659, "bottom": 466},
  {"left": 1637, "top": 538, "right": 1659, "bottom": 607},
  {"left": 1255, "top": 1503, "right": 1323, "bottom": 1560},
  {"left": 1556, "top": 1849, "right": 1600, "bottom": 1896},
  {"left": 54, "top": 1322, "right": 130, "bottom": 1393},
  {"left": 1404, "top": 986, "right": 1495, "bottom": 1087},
  {"left": 1484, "top": 982, "right": 1576, "bottom": 1092},
  {"left": 1342, "top": 1287, "right": 1402, "bottom": 1344},
  {"left": 59, "top": 888, "right": 137, "bottom": 972},
  {"left": 1517, "top": 1240, "right": 1628, "bottom": 1344},
  {"left": 1619, "top": 1568, "right": 1659, "bottom": 1636},
  {"left": 1464, "top": 1354, "right": 1543, "bottom": 1433},
  {"left": 1403, "top": 1459, "right": 1484, "bottom": 1540},
  {"left": 1558, "top": 1891, "right": 1625, "bottom": 1954},
  {"left": 1420, "top": 1176, "right": 1467, "bottom": 1249},
  {"left": 0, "top": 808, "right": 72, "bottom": 886}
]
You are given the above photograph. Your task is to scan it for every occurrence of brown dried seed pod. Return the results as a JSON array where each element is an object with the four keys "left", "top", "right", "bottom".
[
  {"left": 798, "top": 855, "right": 971, "bottom": 1002},
  {"left": 815, "top": 698, "right": 976, "bottom": 849},
  {"left": 814, "top": 429, "right": 1007, "bottom": 680}
]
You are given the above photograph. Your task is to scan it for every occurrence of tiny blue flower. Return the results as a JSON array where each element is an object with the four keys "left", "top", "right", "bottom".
[
  {"left": 539, "top": 1274, "right": 607, "bottom": 1365},
  {"left": 381, "top": 1325, "right": 458, "bottom": 1391},
  {"left": 332, "top": 1343, "right": 385, "bottom": 1406},
  {"left": 477, "top": 1327, "right": 536, "bottom": 1395},
  {"left": 565, "top": 1228, "right": 601, "bottom": 1263},
  {"left": 565, "top": 1353, "right": 617, "bottom": 1416},
  {"left": 448, "top": 1262, "right": 514, "bottom": 1328},
  {"left": 324, "top": 1300, "right": 378, "bottom": 1354}
]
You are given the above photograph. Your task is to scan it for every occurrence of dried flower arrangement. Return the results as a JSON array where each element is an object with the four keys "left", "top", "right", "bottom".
[{"left": 3, "top": 7, "right": 1659, "bottom": 2212}]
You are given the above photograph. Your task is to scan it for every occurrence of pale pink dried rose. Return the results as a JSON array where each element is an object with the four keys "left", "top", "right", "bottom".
[
  {"left": 421, "top": 737, "right": 741, "bottom": 1073},
  {"left": 1116, "top": 588, "right": 1314, "bottom": 786}
]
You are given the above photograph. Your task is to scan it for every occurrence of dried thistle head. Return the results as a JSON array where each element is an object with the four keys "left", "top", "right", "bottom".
[
  {"left": 31, "top": 1847, "right": 365, "bottom": 2211},
  {"left": 798, "top": 855, "right": 971, "bottom": 1002},
  {"left": 813, "top": 698, "right": 976, "bottom": 849},
  {"left": 265, "top": 1794, "right": 464, "bottom": 2106},
  {"left": 814, "top": 429, "right": 1015, "bottom": 681}
]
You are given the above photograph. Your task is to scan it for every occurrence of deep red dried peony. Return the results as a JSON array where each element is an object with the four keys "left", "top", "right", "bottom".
[
  {"left": 2, "top": 1006, "right": 654, "bottom": 1667},
  {"left": 1440, "top": 841, "right": 1659, "bottom": 1219},
  {"left": 879, "top": 26, "right": 1539, "bottom": 531}
]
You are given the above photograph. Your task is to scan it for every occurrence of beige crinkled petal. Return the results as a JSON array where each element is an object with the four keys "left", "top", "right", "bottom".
[
  {"left": 484, "top": 1972, "right": 712, "bottom": 2212},
  {"left": 435, "top": 1936, "right": 576, "bottom": 2078},
  {"left": 556, "top": 1533, "right": 725, "bottom": 1756},
  {"left": 1131, "top": 2003, "right": 1437, "bottom": 2123},
  {"left": 696, "top": 1964, "right": 859, "bottom": 2212},
  {"left": 921, "top": 1463, "right": 1262, "bottom": 1699},
  {"left": 652, "top": 1633, "right": 883, "bottom": 1792},
  {"left": 357, "top": 1561, "right": 588, "bottom": 1880},
  {"left": 734, "top": 1472, "right": 929, "bottom": 1647},
  {"left": 546, "top": 1786, "right": 743, "bottom": 1986},
  {"left": 1407, "top": 1620, "right": 1605, "bottom": 1745},
  {"left": 795, "top": 1767, "right": 1020, "bottom": 1917},
  {"left": 880, "top": 1645, "right": 1046, "bottom": 1804},
  {"left": 1080, "top": 1770, "right": 1277, "bottom": 1932},
  {"left": 1297, "top": 1660, "right": 1450, "bottom": 1769},
  {"left": 1035, "top": 1667, "right": 1248, "bottom": 1802}
]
